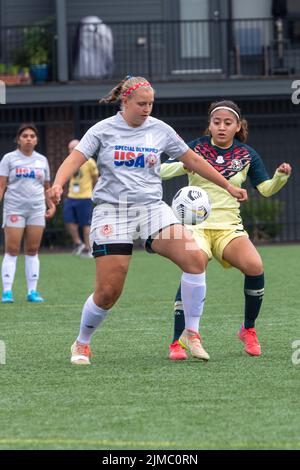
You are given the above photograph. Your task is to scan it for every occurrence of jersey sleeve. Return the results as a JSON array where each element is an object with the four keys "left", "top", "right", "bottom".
[
  {"left": 0, "top": 154, "right": 10, "bottom": 177},
  {"left": 160, "top": 160, "right": 187, "bottom": 180},
  {"left": 163, "top": 124, "right": 189, "bottom": 159},
  {"left": 187, "top": 138, "right": 202, "bottom": 152},
  {"left": 256, "top": 170, "right": 290, "bottom": 197},
  {"left": 247, "top": 149, "right": 270, "bottom": 188},
  {"left": 75, "top": 126, "right": 101, "bottom": 160}
]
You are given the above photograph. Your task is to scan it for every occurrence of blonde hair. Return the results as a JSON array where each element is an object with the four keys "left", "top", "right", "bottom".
[
  {"left": 99, "top": 76, "right": 154, "bottom": 106},
  {"left": 204, "top": 100, "right": 248, "bottom": 143}
]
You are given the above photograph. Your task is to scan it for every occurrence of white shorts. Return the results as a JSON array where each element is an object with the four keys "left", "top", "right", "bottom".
[
  {"left": 2, "top": 209, "right": 46, "bottom": 228},
  {"left": 90, "top": 201, "right": 180, "bottom": 246}
]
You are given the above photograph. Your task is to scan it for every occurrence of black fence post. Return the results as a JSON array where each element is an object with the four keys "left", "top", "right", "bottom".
[
  {"left": 147, "top": 22, "right": 152, "bottom": 81},
  {"left": 72, "top": 103, "right": 81, "bottom": 139}
]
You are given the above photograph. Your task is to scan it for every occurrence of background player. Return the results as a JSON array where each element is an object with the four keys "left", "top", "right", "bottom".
[{"left": 0, "top": 123, "right": 55, "bottom": 303}]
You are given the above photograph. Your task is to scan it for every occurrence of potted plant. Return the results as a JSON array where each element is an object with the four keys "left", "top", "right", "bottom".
[
  {"left": 10, "top": 22, "right": 53, "bottom": 85},
  {"left": 29, "top": 47, "right": 49, "bottom": 83},
  {"left": 23, "top": 26, "right": 51, "bottom": 83},
  {"left": 0, "top": 63, "right": 23, "bottom": 85}
]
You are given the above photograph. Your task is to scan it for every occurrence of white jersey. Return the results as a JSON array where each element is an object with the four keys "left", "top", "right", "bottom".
[
  {"left": 76, "top": 112, "right": 188, "bottom": 206},
  {"left": 0, "top": 149, "right": 50, "bottom": 212}
]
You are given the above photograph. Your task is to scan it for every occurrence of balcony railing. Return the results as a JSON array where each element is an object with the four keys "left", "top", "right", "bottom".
[
  {"left": 0, "top": 23, "right": 57, "bottom": 84},
  {"left": 0, "top": 18, "right": 299, "bottom": 85}
]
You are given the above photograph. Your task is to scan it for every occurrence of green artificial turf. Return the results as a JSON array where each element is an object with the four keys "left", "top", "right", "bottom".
[{"left": 0, "top": 246, "right": 299, "bottom": 450}]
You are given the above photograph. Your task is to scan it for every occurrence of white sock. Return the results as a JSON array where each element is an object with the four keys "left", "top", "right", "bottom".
[
  {"left": 181, "top": 272, "right": 206, "bottom": 332},
  {"left": 77, "top": 294, "right": 110, "bottom": 344},
  {"left": 25, "top": 255, "right": 40, "bottom": 293},
  {"left": 1, "top": 254, "right": 17, "bottom": 292}
]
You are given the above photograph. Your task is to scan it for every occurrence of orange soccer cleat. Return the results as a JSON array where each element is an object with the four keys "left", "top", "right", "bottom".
[
  {"left": 169, "top": 340, "right": 188, "bottom": 361},
  {"left": 237, "top": 325, "right": 261, "bottom": 356}
]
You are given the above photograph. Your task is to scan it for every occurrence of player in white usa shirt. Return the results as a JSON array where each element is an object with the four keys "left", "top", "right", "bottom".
[
  {"left": 47, "top": 75, "right": 247, "bottom": 365},
  {"left": 0, "top": 123, "right": 55, "bottom": 303}
]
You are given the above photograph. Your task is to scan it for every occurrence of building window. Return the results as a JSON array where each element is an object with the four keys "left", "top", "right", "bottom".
[{"left": 179, "top": 0, "right": 209, "bottom": 58}]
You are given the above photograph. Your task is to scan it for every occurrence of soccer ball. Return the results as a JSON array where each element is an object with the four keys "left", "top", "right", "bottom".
[{"left": 171, "top": 186, "right": 211, "bottom": 225}]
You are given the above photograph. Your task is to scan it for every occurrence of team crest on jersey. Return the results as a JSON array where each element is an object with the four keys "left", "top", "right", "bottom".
[
  {"left": 101, "top": 224, "right": 114, "bottom": 237},
  {"left": 9, "top": 215, "right": 19, "bottom": 223},
  {"left": 231, "top": 159, "right": 243, "bottom": 171},
  {"left": 193, "top": 141, "right": 251, "bottom": 180},
  {"left": 146, "top": 153, "right": 158, "bottom": 168}
]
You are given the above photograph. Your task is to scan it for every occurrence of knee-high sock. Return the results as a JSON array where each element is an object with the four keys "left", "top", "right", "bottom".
[
  {"left": 244, "top": 273, "right": 265, "bottom": 329},
  {"left": 181, "top": 272, "right": 206, "bottom": 333},
  {"left": 172, "top": 283, "right": 185, "bottom": 342},
  {"left": 25, "top": 255, "right": 40, "bottom": 293},
  {"left": 1, "top": 254, "right": 17, "bottom": 292},
  {"left": 77, "top": 294, "right": 110, "bottom": 344}
]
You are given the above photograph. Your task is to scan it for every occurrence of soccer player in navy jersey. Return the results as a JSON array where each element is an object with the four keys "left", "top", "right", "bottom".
[
  {"left": 161, "top": 100, "right": 292, "bottom": 360},
  {"left": 47, "top": 77, "right": 247, "bottom": 365}
]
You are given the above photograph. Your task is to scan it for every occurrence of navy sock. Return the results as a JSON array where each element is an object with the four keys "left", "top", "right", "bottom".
[
  {"left": 172, "top": 284, "right": 185, "bottom": 341},
  {"left": 244, "top": 273, "right": 264, "bottom": 329}
]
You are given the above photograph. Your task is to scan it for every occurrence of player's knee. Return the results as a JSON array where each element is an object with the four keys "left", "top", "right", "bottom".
[
  {"left": 25, "top": 248, "right": 39, "bottom": 256},
  {"left": 244, "top": 260, "right": 264, "bottom": 276},
  {"left": 94, "top": 284, "right": 122, "bottom": 309},
  {"left": 181, "top": 251, "right": 206, "bottom": 274},
  {"left": 6, "top": 248, "right": 20, "bottom": 256}
]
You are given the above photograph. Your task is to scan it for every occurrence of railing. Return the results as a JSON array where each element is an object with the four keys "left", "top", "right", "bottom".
[
  {"left": 67, "top": 18, "right": 274, "bottom": 81},
  {"left": 0, "top": 24, "right": 57, "bottom": 83},
  {"left": 1, "top": 18, "right": 300, "bottom": 85}
]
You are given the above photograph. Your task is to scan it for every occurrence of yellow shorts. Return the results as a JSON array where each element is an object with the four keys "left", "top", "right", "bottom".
[{"left": 189, "top": 226, "right": 248, "bottom": 268}]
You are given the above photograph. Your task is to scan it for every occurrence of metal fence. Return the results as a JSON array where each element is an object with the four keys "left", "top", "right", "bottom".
[
  {"left": 1, "top": 18, "right": 300, "bottom": 83},
  {"left": 66, "top": 18, "right": 300, "bottom": 80},
  {"left": 0, "top": 24, "right": 57, "bottom": 82},
  {"left": 0, "top": 97, "right": 299, "bottom": 246}
]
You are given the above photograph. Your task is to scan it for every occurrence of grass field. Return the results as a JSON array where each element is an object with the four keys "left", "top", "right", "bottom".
[{"left": 0, "top": 245, "right": 300, "bottom": 450}]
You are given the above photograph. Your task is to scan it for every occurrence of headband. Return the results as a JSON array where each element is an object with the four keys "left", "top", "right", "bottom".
[
  {"left": 122, "top": 82, "right": 151, "bottom": 98},
  {"left": 210, "top": 106, "right": 240, "bottom": 120}
]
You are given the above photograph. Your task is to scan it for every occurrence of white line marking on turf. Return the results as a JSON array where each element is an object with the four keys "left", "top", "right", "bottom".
[{"left": 0, "top": 438, "right": 299, "bottom": 449}]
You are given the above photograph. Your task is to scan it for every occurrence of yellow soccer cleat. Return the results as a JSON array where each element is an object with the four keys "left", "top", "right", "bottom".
[{"left": 179, "top": 329, "right": 210, "bottom": 361}]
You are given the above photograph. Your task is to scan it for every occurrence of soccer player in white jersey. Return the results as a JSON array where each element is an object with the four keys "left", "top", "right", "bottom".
[
  {"left": 0, "top": 123, "right": 56, "bottom": 303},
  {"left": 47, "top": 76, "right": 247, "bottom": 365},
  {"left": 161, "top": 100, "right": 292, "bottom": 360}
]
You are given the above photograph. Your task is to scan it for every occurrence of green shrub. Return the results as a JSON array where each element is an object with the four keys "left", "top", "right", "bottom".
[
  {"left": 11, "top": 25, "right": 52, "bottom": 68},
  {"left": 241, "top": 191, "right": 284, "bottom": 242},
  {"left": 43, "top": 205, "right": 71, "bottom": 248}
]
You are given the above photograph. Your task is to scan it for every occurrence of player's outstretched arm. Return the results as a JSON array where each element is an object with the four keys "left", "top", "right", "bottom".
[
  {"left": 179, "top": 148, "right": 248, "bottom": 202},
  {"left": 257, "top": 162, "right": 292, "bottom": 198},
  {"left": 47, "top": 150, "right": 87, "bottom": 205}
]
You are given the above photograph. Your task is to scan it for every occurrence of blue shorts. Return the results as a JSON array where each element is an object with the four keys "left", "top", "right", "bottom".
[{"left": 63, "top": 198, "right": 93, "bottom": 227}]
